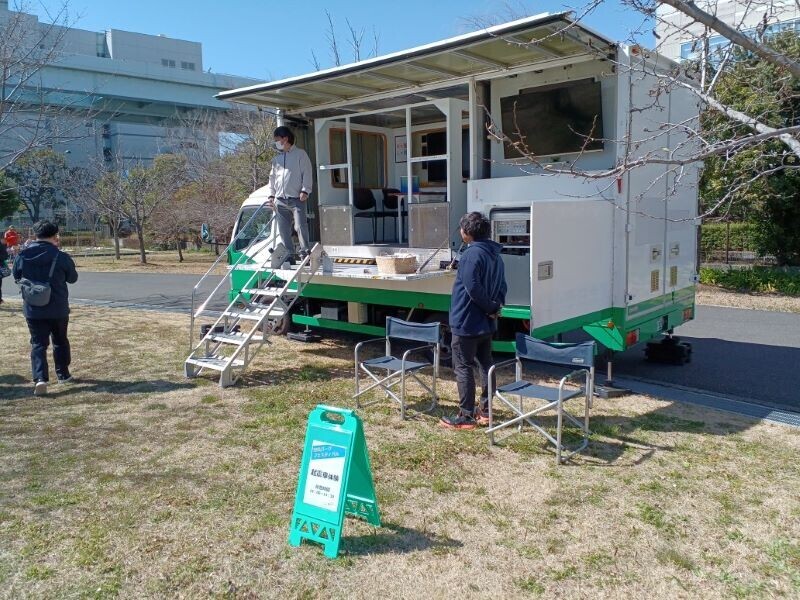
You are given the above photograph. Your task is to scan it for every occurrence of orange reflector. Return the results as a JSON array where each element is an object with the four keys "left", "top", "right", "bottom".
[
  {"left": 606, "top": 320, "right": 615, "bottom": 329},
  {"left": 625, "top": 329, "right": 640, "bottom": 347},
  {"left": 683, "top": 307, "right": 693, "bottom": 321}
]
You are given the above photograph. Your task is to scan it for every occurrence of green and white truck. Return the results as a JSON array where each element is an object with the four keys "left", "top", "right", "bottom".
[{"left": 186, "top": 13, "right": 699, "bottom": 387}]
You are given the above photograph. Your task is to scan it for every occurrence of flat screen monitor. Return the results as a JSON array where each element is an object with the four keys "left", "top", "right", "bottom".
[{"left": 500, "top": 78, "right": 604, "bottom": 158}]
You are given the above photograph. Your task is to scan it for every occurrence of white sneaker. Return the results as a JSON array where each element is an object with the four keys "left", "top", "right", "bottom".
[{"left": 34, "top": 381, "right": 48, "bottom": 396}]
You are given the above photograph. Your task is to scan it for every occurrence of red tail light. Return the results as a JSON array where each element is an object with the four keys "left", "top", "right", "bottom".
[{"left": 625, "top": 329, "right": 640, "bottom": 347}]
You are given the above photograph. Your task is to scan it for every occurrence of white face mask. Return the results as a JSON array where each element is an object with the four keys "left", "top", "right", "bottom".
[{"left": 274, "top": 140, "right": 285, "bottom": 151}]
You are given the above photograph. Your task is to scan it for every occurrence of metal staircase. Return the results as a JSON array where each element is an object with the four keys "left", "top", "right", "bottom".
[{"left": 185, "top": 205, "right": 322, "bottom": 387}]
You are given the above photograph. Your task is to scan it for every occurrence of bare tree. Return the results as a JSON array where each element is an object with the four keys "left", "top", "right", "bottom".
[
  {"left": 0, "top": 1, "right": 83, "bottom": 171},
  {"left": 66, "top": 157, "right": 127, "bottom": 257},
  {"left": 311, "top": 10, "right": 380, "bottom": 70},
  {"left": 118, "top": 154, "right": 189, "bottom": 264},
  {"left": 149, "top": 185, "right": 192, "bottom": 262}
]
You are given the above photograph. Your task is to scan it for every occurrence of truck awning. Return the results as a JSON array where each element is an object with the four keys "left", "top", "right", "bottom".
[{"left": 217, "top": 13, "right": 615, "bottom": 117}]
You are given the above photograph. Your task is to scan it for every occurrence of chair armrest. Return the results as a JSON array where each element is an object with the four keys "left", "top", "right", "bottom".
[
  {"left": 400, "top": 344, "right": 435, "bottom": 367},
  {"left": 558, "top": 369, "right": 592, "bottom": 394},
  {"left": 487, "top": 358, "right": 517, "bottom": 380},
  {"left": 355, "top": 337, "right": 388, "bottom": 364}
]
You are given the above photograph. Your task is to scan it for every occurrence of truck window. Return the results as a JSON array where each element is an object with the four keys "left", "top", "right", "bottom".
[{"left": 234, "top": 206, "right": 273, "bottom": 250}]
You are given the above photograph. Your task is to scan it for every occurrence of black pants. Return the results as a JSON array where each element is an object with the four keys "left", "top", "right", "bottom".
[
  {"left": 26, "top": 317, "right": 71, "bottom": 383},
  {"left": 452, "top": 333, "right": 494, "bottom": 416}
]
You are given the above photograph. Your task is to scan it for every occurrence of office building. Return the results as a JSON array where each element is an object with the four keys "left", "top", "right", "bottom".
[{"left": 656, "top": 0, "right": 800, "bottom": 61}]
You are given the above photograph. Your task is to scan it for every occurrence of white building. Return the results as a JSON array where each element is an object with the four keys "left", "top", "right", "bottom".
[
  {"left": 656, "top": 0, "right": 800, "bottom": 61},
  {"left": 0, "top": 0, "right": 257, "bottom": 171}
]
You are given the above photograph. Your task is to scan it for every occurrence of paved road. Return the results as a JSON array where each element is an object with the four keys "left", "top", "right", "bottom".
[
  {"left": 71, "top": 271, "right": 224, "bottom": 312},
  {"left": 69, "top": 272, "right": 800, "bottom": 411},
  {"left": 613, "top": 305, "right": 800, "bottom": 411}
]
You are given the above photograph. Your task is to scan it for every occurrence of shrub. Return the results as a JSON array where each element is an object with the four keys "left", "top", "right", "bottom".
[
  {"left": 699, "top": 266, "right": 800, "bottom": 296},
  {"left": 700, "top": 222, "right": 757, "bottom": 255}
]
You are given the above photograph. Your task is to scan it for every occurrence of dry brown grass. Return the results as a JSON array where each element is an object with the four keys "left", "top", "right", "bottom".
[
  {"left": 71, "top": 250, "right": 220, "bottom": 275},
  {"left": 1, "top": 301, "right": 799, "bottom": 599}
]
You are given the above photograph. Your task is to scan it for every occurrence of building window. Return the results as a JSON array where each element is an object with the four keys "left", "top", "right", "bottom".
[
  {"left": 679, "top": 18, "right": 800, "bottom": 62},
  {"left": 161, "top": 58, "right": 176, "bottom": 68},
  {"left": 181, "top": 61, "right": 196, "bottom": 70},
  {"left": 329, "top": 129, "right": 387, "bottom": 189}
]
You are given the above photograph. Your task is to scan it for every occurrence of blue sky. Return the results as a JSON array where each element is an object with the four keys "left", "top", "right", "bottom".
[{"left": 34, "top": 0, "right": 652, "bottom": 81}]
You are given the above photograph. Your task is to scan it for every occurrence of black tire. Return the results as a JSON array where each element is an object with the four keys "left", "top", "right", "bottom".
[
  {"left": 271, "top": 314, "right": 294, "bottom": 336},
  {"left": 424, "top": 313, "right": 452, "bottom": 368}
]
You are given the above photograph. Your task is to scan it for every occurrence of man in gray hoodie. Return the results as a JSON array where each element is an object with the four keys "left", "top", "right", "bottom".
[
  {"left": 13, "top": 220, "right": 78, "bottom": 396},
  {"left": 265, "top": 126, "right": 313, "bottom": 263}
]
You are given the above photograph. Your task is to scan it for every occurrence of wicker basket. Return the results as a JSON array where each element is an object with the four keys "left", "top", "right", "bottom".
[{"left": 375, "top": 254, "right": 417, "bottom": 275}]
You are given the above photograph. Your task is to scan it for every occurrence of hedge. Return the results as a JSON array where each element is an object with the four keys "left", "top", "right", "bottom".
[
  {"left": 699, "top": 266, "right": 800, "bottom": 296},
  {"left": 699, "top": 222, "right": 757, "bottom": 254}
]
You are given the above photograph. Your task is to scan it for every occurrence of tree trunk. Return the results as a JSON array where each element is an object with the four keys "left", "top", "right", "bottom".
[
  {"left": 177, "top": 237, "right": 184, "bottom": 262},
  {"left": 111, "top": 222, "right": 121, "bottom": 260},
  {"left": 137, "top": 228, "right": 147, "bottom": 264}
]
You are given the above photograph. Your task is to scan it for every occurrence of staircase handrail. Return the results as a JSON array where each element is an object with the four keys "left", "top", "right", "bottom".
[{"left": 189, "top": 203, "right": 275, "bottom": 349}]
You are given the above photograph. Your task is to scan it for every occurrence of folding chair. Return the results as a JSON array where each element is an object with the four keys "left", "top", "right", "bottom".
[
  {"left": 354, "top": 317, "right": 440, "bottom": 419},
  {"left": 487, "top": 333, "right": 595, "bottom": 464}
]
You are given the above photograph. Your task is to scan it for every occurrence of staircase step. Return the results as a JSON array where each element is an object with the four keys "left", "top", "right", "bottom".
[
  {"left": 208, "top": 332, "right": 265, "bottom": 345},
  {"left": 241, "top": 287, "right": 297, "bottom": 298},
  {"left": 185, "top": 356, "right": 245, "bottom": 371},
  {"left": 223, "top": 306, "right": 286, "bottom": 320}
]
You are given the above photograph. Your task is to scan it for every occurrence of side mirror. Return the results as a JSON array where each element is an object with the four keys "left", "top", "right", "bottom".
[{"left": 200, "top": 223, "right": 212, "bottom": 243}]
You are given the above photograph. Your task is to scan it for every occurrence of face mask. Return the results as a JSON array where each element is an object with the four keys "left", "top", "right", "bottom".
[{"left": 275, "top": 141, "right": 285, "bottom": 151}]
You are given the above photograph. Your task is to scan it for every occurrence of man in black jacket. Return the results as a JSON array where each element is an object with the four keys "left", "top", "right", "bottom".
[
  {"left": 440, "top": 212, "right": 507, "bottom": 430},
  {"left": 13, "top": 220, "right": 79, "bottom": 396}
]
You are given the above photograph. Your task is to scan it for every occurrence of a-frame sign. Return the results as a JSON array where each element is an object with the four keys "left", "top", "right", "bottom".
[{"left": 288, "top": 405, "right": 380, "bottom": 558}]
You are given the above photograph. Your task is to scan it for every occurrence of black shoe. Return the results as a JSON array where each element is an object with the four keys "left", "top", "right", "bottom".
[
  {"left": 439, "top": 413, "right": 477, "bottom": 430},
  {"left": 57, "top": 375, "right": 73, "bottom": 384}
]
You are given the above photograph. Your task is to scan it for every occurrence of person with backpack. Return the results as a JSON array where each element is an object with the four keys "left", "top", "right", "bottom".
[{"left": 12, "top": 220, "right": 78, "bottom": 396}]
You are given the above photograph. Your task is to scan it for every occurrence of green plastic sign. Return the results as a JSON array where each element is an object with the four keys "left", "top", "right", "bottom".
[{"left": 288, "top": 405, "right": 380, "bottom": 558}]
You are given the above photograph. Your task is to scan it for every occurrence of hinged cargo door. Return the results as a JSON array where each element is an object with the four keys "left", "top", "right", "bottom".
[{"left": 529, "top": 200, "right": 614, "bottom": 332}]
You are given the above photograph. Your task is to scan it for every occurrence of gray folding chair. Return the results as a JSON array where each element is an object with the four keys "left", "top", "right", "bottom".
[
  {"left": 354, "top": 317, "right": 440, "bottom": 419},
  {"left": 487, "top": 333, "right": 595, "bottom": 464}
]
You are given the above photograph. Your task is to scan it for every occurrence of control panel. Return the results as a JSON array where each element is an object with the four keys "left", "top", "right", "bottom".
[{"left": 491, "top": 213, "right": 530, "bottom": 255}]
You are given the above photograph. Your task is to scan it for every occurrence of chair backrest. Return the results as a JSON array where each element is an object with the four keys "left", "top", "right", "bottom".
[
  {"left": 381, "top": 188, "right": 402, "bottom": 210},
  {"left": 515, "top": 333, "right": 595, "bottom": 370},
  {"left": 353, "top": 188, "right": 376, "bottom": 211},
  {"left": 386, "top": 317, "right": 440, "bottom": 344}
]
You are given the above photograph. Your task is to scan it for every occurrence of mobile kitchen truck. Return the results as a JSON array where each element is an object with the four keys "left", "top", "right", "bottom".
[{"left": 185, "top": 13, "right": 700, "bottom": 387}]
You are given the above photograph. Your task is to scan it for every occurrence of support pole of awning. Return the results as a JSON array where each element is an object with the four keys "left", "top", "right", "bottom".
[
  {"left": 346, "top": 116, "right": 353, "bottom": 207},
  {"left": 468, "top": 77, "right": 478, "bottom": 181},
  {"left": 404, "top": 106, "right": 412, "bottom": 244}
]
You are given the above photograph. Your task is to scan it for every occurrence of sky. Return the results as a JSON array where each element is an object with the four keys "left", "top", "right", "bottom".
[{"left": 31, "top": 0, "right": 652, "bottom": 82}]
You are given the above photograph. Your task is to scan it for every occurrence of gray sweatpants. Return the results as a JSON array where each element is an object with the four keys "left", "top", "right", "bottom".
[{"left": 275, "top": 197, "right": 310, "bottom": 255}]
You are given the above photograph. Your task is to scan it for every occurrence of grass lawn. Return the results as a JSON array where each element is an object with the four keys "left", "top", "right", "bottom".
[
  {"left": 71, "top": 250, "right": 220, "bottom": 275},
  {"left": 1, "top": 302, "right": 799, "bottom": 599}
]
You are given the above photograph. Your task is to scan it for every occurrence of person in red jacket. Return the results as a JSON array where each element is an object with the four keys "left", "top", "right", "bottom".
[{"left": 4, "top": 226, "right": 20, "bottom": 251}]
